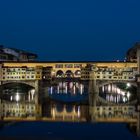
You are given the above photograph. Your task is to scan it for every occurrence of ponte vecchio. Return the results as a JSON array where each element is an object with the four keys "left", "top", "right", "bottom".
[{"left": 1, "top": 43, "right": 140, "bottom": 135}]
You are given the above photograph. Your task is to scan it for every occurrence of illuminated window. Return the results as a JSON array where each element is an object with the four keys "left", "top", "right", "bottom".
[
  {"left": 74, "top": 64, "right": 82, "bottom": 68},
  {"left": 55, "top": 64, "right": 63, "bottom": 68},
  {"left": 65, "top": 64, "right": 73, "bottom": 68}
]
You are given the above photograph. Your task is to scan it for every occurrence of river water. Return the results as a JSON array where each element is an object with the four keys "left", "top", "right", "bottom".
[{"left": 0, "top": 122, "right": 139, "bottom": 140}]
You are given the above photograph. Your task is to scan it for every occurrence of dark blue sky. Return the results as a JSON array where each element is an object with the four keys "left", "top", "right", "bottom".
[{"left": 0, "top": 0, "right": 140, "bottom": 61}]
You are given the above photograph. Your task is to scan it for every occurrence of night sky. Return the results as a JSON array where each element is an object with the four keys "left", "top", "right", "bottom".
[{"left": 0, "top": 0, "right": 140, "bottom": 61}]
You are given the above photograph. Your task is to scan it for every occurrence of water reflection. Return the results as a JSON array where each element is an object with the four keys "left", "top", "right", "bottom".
[
  {"left": 42, "top": 102, "right": 87, "bottom": 121},
  {"left": 99, "top": 83, "right": 136, "bottom": 104},
  {"left": 48, "top": 82, "right": 87, "bottom": 95}
]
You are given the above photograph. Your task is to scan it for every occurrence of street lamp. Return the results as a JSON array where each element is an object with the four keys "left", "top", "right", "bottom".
[{"left": 127, "top": 83, "right": 131, "bottom": 87}]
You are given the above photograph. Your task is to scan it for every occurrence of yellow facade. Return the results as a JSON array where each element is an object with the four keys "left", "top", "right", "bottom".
[{"left": 0, "top": 61, "right": 138, "bottom": 81}]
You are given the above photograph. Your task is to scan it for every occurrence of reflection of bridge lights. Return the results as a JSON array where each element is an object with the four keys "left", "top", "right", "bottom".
[
  {"left": 121, "top": 91, "right": 125, "bottom": 96},
  {"left": 57, "top": 86, "right": 59, "bottom": 94},
  {"left": 123, "top": 96, "right": 127, "bottom": 103},
  {"left": 76, "top": 83, "right": 79, "bottom": 87},
  {"left": 73, "top": 86, "right": 76, "bottom": 94},
  {"left": 78, "top": 106, "right": 80, "bottom": 118},
  {"left": 80, "top": 84, "right": 83, "bottom": 95},
  {"left": 51, "top": 86, "right": 53, "bottom": 94},
  {"left": 52, "top": 107, "right": 55, "bottom": 118},
  {"left": 117, "top": 88, "right": 120, "bottom": 94},
  {"left": 31, "top": 89, "right": 35, "bottom": 100},
  {"left": 127, "top": 92, "right": 131, "bottom": 101},
  {"left": 112, "top": 85, "right": 115, "bottom": 93},
  {"left": 65, "top": 85, "right": 68, "bottom": 94},
  {"left": 15, "top": 93, "right": 20, "bottom": 102},
  {"left": 102, "top": 86, "right": 104, "bottom": 92},
  {"left": 108, "top": 85, "right": 111, "bottom": 92},
  {"left": 70, "top": 82, "right": 73, "bottom": 88},
  {"left": 10, "top": 96, "right": 13, "bottom": 101}
]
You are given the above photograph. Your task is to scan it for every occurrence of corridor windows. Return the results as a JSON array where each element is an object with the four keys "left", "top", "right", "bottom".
[
  {"left": 55, "top": 64, "right": 63, "bottom": 68},
  {"left": 65, "top": 64, "right": 73, "bottom": 68},
  {"left": 74, "top": 64, "right": 82, "bottom": 68}
]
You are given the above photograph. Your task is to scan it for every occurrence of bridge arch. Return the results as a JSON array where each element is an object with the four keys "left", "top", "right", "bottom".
[
  {"left": 65, "top": 70, "right": 74, "bottom": 78},
  {"left": 74, "top": 70, "right": 81, "bottom": 77},
  {"left": 1, "top": 81, "right": 35, "bottom": 88},
  {"left": 98, "top": 80, "right": 137, "bottom": 88},
  {"left": 0, "top": 82, "right": 35, "bottom": 102},
  {"left": 98, "top": 81, "right": 137, "bottom": 105},
  {"left": 56, "top": 70, "right": 64, "bottom": 77}
]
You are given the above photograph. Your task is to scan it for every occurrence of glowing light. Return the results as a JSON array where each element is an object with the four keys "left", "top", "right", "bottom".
[
  {"left": 77, "top": 71, "right": 81, "bottom": 75},
  {"left": 80, "top": 84, "right": 83, "bottom": 95},
  {"left": 31, "top": 89, "right": 35, "bottom": 100},
  {"left": 52, "top": 71, "right": 55, "bottom": 76},
  {"left": 70, "top": 82, "right": 73, "bottom": 88},
  {"left": 123, "top": 96, "right": 127, "bottom": 103},
  {"left": 102, "top": 86, "right": 104, "bottom": 92},
  {"left": 10, "top": 96, "right": 13, "bottom": 101},
  {"left": 127, "top": 83, "right": 131, "bottom": 87},
  {"left": 15, "top": 93, "right": 20, "bottom": 102},
  {"left": 112, "top": 85, "right": 115, "bottom": 93},
  {"left": 63, "top": 82, "right": 66, "bottom": 87},
  {"left": 59, "top": 82, "right": 62, "bottom": 87},
  {"left": 117, "top": 88, "right": 120, "bottom": 94},
  {"left": 57, "top": 86, "right": 59, "bottom": 94},
  {"left": 127, "top": 92, "right": 131, "bottom": 101},
  {"left": 73, "top": 86, "right": 76, "bottom": 94},
  {"left": 52, "top": 107, "right": 55, "bottom": 119},
  {"left": 121, "top": 91, "right": 125, "bottom": 96},
  {"left": 110, "top": 95, "right": 113, "bottom": 102},
  {"left": 51, "top": 86, "right": 53, "bottom": 94},
  {"left": 65, "top": 85, "right": 68, "bottom": 94},
  {"left": 106, "top": 95, "right": 109, "bottom": 101},
  {"left": 108, "top": 85, "right": 111, "bottom": 92},
  {"left": 78, "top": 106, "right": 80, "bottom": 118}
]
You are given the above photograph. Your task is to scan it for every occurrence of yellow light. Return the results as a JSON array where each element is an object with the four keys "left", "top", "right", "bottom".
[
  {"left": 15, "top": 93, "right": 20, "bottom": 102},
  {"left": 127, "top": 83, "right": 131, "bottom": 87}
]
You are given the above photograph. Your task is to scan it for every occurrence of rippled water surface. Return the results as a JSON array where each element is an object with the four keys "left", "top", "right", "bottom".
[{"left": 0, "top": 122, "right": 139, "bottom": 140}]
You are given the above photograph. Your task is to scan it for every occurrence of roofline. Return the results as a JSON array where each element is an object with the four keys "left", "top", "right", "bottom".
[{"left": 0, "top": 60, "right": 137, "bottom": 63}]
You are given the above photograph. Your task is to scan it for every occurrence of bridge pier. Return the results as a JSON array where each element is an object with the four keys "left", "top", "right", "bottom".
[
  {"left": 88, "top": 71, "right": 99, "bottom": 122},
  {"left": 136, "top": 82, "right": 140, "bottom": 136},
  {"left": 136, "top": 44, "right": 140, "bottom": 136},
  {"left": 0, "top": 99, "right": 2, "bottom": 119},
  {"left": 35, "top": 80, "right": 42, "bottom": 119},
  {"left": 136, "top": 106, "right": 140, "bottom": 136}
]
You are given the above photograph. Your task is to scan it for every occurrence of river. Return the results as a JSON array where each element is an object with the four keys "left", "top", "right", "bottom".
[{"left": 0, "top": 122, "right": 139, "bottom": 140}]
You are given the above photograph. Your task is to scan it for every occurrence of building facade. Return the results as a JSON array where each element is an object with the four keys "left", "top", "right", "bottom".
[
  {"left": 0, "top": 43, "right": 139, "bottom": 120},
  {"left": 0, "top": 45, "right": 37, "bottom": 61}
]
